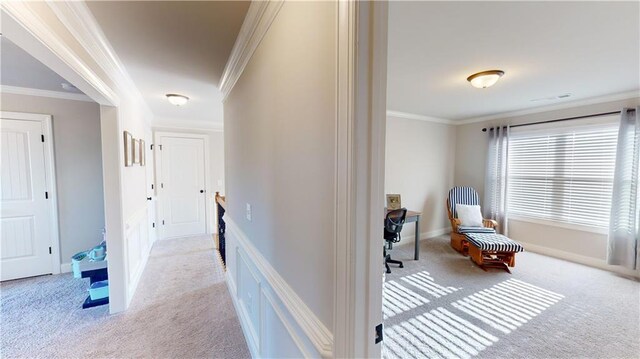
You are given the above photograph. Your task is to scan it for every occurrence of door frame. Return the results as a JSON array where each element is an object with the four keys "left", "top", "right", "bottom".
[
  {"left": 1, "top": 111, "right": 62, "bottom": 276},
  {"left": 153, "top": 131, "right": 211, "bottom": 240}
]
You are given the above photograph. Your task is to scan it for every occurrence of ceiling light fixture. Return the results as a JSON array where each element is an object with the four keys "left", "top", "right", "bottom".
[
  {"left": 166, "top": 94, "right": 189, "bottom": 106},
  {"left": 467, "top": 70, "right": 505, "bottom": 89}
]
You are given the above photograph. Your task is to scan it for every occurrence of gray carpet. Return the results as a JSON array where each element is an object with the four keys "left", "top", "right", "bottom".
[
  {"left": 1, "top": 235, "right": 250, "bottom": 358},
  {"left": 383, "top": 235, "right": 640, "bottom": 359}
]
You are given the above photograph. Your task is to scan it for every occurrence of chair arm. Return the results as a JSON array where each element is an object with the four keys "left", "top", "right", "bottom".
[
  {"left": 451, "top": 218, "right": 461, "bottom": 231},
  {"left": 483, "top": 219, "right": 498, "bottom": 229}
]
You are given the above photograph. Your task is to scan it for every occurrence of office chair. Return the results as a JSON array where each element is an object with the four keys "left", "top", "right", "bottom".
[{"left": 384, "top": 208, "right": 407, "bottom": 274}]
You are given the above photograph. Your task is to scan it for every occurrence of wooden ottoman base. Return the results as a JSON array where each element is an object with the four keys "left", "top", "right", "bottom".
[
  {"left": 468, "top": 244, "right": 516, "bottom": 273},
  {"left": 450, "top": 233, "right": 469, "bottom": 256}
]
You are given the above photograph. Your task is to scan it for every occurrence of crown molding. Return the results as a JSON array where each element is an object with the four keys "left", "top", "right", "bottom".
[
  {"left": 386, "top": 110, "right": 454, "bottom": 125},
  {"left": 219, "top": 0, "right": 284, "bottom": 101},
  {"left": 1, "top": 85, "right": 94, "bottom": 102},
  {"left": 151, "top": 117, "right": 223, "bottom": 132},
  {"left": 45, "top": 1, "right": 153, "bottom": 119},
  {"left": 455, "top": 90, "right": 640, "bottom": 125},
  {"left": 1, "top": 1, "right": 118, "bottom": 106}
]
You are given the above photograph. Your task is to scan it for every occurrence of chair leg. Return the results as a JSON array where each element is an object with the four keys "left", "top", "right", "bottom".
[
  {"left": 385, "top": 262, "right": 391, "bottom": 274},
  {"left": 386, "top": 258, "right": 404, "bottom": 268}
]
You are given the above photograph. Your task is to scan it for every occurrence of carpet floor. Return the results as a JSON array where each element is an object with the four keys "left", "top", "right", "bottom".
[
  {"left": 1, "top": 235, "right": 250, "bottom": 358},
  {"left": 382, "top": 235, "right": 640, "bottom": 359}
]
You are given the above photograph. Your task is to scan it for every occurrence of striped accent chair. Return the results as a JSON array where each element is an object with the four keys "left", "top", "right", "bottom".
[{"left": 446, "top": 187, "right": 498, "bottom": 255}]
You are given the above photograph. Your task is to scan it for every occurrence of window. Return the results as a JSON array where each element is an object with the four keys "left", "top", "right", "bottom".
[{"left": 507, "top": 121, "right": 618, "bottom": 229}]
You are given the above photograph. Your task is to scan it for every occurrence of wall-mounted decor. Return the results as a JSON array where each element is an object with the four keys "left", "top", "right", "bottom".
[
  {"left": 133, "top": 139, "right": 140, "bottom": 165},
  {"left": 124, "top": 131, "right": 134, "bottom": 167},
  {"left": 139, "top": 139, "right": 146, "bottom": 166},
  {"left": 386, "top": 194, "right": 402, "bottom": 210}
]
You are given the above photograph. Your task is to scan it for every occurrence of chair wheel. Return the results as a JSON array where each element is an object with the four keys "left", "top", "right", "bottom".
[
  {"left": 399, "top": 264, "right": 404, "bottom": 268},
  {"left": 386, "top": 268, "right": 391, "bottom": 274}
]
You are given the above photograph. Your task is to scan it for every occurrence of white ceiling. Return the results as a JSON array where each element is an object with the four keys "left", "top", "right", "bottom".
[
  {"left": 387, "top": 1, "right": 640, "bottom": 121},
  {"left": 85, "top": 1, "right": 250, "bottom": 125},
  {"left": 0, "top": 36, "right": 84, "bottom": 94}
]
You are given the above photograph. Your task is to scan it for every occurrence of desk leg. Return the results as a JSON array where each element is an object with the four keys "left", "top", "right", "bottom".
[{"left": 414, "top": 215, "right": 421, "bottom": 260}]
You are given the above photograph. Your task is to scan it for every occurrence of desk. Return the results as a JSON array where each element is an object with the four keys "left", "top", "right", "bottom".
[{"left": 385, "top": 209, "right": 422, "bottom": 260}]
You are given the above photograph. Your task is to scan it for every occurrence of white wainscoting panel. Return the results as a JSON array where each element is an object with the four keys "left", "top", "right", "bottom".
[
  {"left": 225, "top": 217, "right": 333, "bottom": 358},
  {"left": 125, "top": 207, "right": 152, "bottom": 304}
]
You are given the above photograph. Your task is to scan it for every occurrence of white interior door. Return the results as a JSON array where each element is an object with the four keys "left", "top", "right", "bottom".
[
  {"left": 159, "top": 136, "right": 206, "bottom": 238},
  {"left": 1, "top": 118, "right": 54, "bottom": 281}
]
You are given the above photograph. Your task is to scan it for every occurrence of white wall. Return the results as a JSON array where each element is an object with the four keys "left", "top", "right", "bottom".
[
  {"left": 0, "top": 93, "right": 105, "bottom": 264},
  {"left": 223, "top": 2, "right": 336, "bottom": 356},
  {"left": 385, "top": 115, "right": 456, "bottom": 243},
  {"left": 454, "top": 97, "right": 640, "bottom": 272}
]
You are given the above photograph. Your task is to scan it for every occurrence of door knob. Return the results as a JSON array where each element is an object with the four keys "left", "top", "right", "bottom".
[
  {"left": 147, "top": 197, "right": 152, "bottom": 201},
  {"left": 200, "top": 190, "right": 205, "bottom": 193}
]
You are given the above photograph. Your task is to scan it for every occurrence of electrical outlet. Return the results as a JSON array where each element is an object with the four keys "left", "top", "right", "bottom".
[{"left": 246, "top": 203, "right": 252, "bottom": 221}]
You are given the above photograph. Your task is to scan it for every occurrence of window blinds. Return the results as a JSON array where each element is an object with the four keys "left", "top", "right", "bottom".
[{"left": 507, "top": 124, "right": 618, "bottom": 228}]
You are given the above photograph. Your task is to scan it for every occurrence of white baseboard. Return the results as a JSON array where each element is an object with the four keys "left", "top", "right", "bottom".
[
  {"left": 521, "top": 242, "right": 640, "bottom": 279},
  {"left": 397, "top": 227, "right": 450, "bottom": 246},
  {"left": 225, "top": 217, "right": 332, "bottom": 358},
  {"left": 226, "top": 271, "right": 259, "bottom": 358},
  {"left": 60, "top": 262, "right": 72, "bottom": 273}
]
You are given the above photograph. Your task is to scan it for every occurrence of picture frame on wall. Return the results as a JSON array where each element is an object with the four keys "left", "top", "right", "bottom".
[
  {"left": 386, "top": 194, "right": 402, "bottom": 210},
  {"left": 139, "top": 139, "right": 145, "bottom": 166},
  {"left": 133, "top": 139, "right": 140, "bottom": 165},
  {"left": 124, "top": 131, "right": 134, "bottom": 167}
]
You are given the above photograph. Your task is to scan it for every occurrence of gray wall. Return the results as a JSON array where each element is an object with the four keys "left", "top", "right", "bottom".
[
  {"left": 385, "top": 116, "right": 456, "bottom": 242},
  {"left": 1, "top": 93, "right": 105, "bottom": 263},
  {"left": 454, "top": 97, "right": 640, "bottom": 260},
  {"left": 223, "top": 1, "right": 336, "bottom": 329}
]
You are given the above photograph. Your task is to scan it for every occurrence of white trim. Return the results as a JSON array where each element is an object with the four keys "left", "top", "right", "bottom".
[
  {"left": 395, "top": 228, "right": 450, "bottom": 247},
  {"left": 226, "top": 218, "right": 333, "bottom": 357},
  {"left": 508, "top": 215, "right": 608, "bottom": 235},
  {"left": 455, "top": 90, "right": 640, "bottom": 125},
  {"left": 0, "top": 111, "right": 62, "bottom": 277},
  {"left": 152, "top": 117, "right": 224, "bottom": 132},
  {"left": 385, "top": 91, "right": 639, "bottom": 127},
  {"left": 386, "top": 110, "right": 454, "bottom": 125},
  {"left": 363, "top": 4, "right": 389, "bottom": 357},
  {"left": 1, "top": 2, "right": 118, "bottom": 106},
  {"left": 219, "top": 1, "right": 284, "bottom": 101},
  {"left": 1, "top": 85, "right": 94, "bottom": 102},
  {"left": 45, "top": 1, "right": 153, "bottom": 119},
  {"left": 333, "top": 1, "right": 357, "bottom": 356},
  {"left": 225, "top": 271, "right": 259, "bottom": 358},
  {"left": 521, "top": 241, "right": 640, "bottom": 279},
  {"left": 60, "top": 262, "right": 72, "bottom": 273},
  {"left": 154, "top": 132, "right": 211, "bottom": 240}
]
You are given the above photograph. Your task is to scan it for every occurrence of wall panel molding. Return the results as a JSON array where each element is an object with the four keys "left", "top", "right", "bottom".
[
  {"left": 1, "top": 85, "right": 94, "bottom": 102},
  {"left": 225, "top": 217, "right": 333, "bottom": 358}
]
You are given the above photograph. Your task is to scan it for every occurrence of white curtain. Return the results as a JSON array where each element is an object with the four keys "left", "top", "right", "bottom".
[
  {"left": 608, "top": 107, "right": 640, "bottom": 270},
  {"left": 484, "top": 126, "right": 510, "bottom": 234}
]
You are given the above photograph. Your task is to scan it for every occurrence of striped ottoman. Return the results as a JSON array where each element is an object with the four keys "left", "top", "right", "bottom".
[{"left": 464, "top": 233, "right": 524, "bottom": 273}]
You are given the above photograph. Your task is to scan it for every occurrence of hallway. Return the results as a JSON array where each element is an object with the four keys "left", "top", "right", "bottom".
[{"left": 1, "top": 236, "right": 250, "bottom": 358}]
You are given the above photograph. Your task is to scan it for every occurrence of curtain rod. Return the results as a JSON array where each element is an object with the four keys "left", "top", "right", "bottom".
[{"left": 481, "top": 109, "right": 635, "bottom": 132}]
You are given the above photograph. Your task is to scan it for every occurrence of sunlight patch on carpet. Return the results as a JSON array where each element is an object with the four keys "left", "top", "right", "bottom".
[
  {"left": 384, "top": 307, "right": 498, "bottom": 359},
  {"left": 400, "top": 271, "right": 461, "bottom": 298},
  {"left": 384, "top": 280, "right": 430, "bottom": 319},
  {"left": 452, "top": 278, "right": 564, "bottom": 334}
]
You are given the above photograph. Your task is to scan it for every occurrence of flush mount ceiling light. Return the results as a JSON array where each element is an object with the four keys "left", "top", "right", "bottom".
[
  {"left": 166, "top": 94, "right": 189, "bottom": 106},
  {"left": 467, "top": 70, "right": 505, "bottom": 89}
]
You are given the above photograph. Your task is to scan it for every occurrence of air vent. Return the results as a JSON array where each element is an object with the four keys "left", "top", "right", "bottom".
[{"left": 531, "top": 93, "right": 572, "bottom": 102}]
